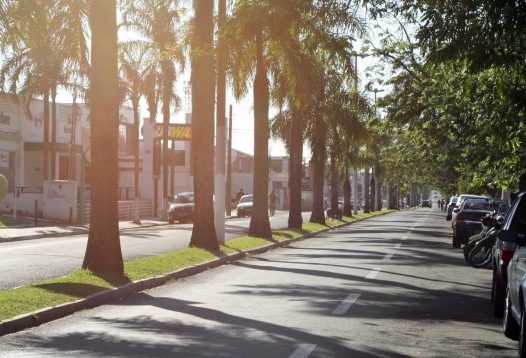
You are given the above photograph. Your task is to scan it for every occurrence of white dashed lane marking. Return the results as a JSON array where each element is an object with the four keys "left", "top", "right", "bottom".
[
  {"left": 289, "top": 344, "right": 317, "bottom": 358},
  {"left": 382, "top": 253, "right": 393, "bottom": 261},
  {"left": 365, "top": 267, "right": 382, "bottom": 279},
  {"left": 332, "top": 293, "right": 361, "bottom": 315},
  {"left": 393, "top": 243, "right": 402, "bottom": 249}
]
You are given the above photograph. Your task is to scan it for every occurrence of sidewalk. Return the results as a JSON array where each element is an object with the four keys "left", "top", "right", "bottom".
[
  {"left": 0, "top": 218, "right": 170, "bottom": 243},
  {"left": 0, "top": 214, "right": 242, "bottom": 243}
]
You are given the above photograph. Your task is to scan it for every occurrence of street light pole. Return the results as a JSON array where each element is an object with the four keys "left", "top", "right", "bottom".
[{"left": 214, "top": 0, "right": 227, "bottom": 244}]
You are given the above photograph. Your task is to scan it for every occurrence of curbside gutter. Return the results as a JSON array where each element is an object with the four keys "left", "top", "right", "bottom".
[{"left": 0, "top": 210, "right": 394, "bottom": 337}]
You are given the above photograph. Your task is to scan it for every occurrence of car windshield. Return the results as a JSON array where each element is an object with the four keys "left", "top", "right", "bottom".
[
  {"left": 462, "top": 198, "right": 493, "bottom": 210},
  {"left": 173, "top": 195, "right": 193, "bottom": 203},
  {"left": 239, "top": 195, "right": 252, "bottom": 203}
]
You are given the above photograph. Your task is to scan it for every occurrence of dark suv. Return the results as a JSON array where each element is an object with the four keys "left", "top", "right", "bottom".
[{"left": 451, "top": 196, "right": 494, "bottom": 247}]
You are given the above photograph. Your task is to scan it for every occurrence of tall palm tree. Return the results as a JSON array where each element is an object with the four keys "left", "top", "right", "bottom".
[
  {"left": 189, "top": 0, "right": 217, "bottom": 250},
  {"left": 121, "top": 0, "right": 185, "bottom": 213},
  {"left": 119, "top": 41, "right": 156, "bottom": 224},
  {"left": 0, "top": 0, "right": 88, "bottom": 180},
  {"left": 82, "top": 0, "right": 124, "bottom": 278}
]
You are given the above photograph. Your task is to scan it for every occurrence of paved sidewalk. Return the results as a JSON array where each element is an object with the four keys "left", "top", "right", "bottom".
[{"left": 0, "top": 218, "right": 169, "bottom": 243}]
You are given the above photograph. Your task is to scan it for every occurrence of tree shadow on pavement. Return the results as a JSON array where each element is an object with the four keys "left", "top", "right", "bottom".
[{"left": 10, "top": 293, "right": 387, "bottom": 358}]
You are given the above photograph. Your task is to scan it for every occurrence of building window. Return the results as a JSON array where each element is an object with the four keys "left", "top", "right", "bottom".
[
  {"left": 270, "top": 159, "right": 283, "bottom": 173},
  {"left": 59, "top": 156, "right": 70, "bottom": 180}
]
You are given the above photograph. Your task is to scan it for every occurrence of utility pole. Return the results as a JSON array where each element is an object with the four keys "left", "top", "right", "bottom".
[
  {"left": 226, "top": 104, "right": 232, "bottom": 216},
  {"left": 214, "top": 0, "right": 227, "bottom": 244},
  {"left": 352, "top": 53, "right": 360, "bottom": 216}
]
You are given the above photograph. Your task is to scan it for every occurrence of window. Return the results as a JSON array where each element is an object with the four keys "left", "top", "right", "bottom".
[
  {"left": 510, "top": 196, "right": 526, "bottom": 232},
  {"left": 270, "top": 159, "right": 283, "bottom": 173},
  {"left": 58, "top": 156, "right": 70, "bottom": 180}
]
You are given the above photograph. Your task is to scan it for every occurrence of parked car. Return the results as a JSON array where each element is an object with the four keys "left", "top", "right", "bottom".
[
  {"left": 167, "top": 192, "right": 194, "bottom": 224},
  {"left": 490, "top": 209, "right": 513, "bottom": 317},
  {"left": 236, "top": 194, "right": 253, "bottom": 217},
  {"left": 446, "top": 196, "right": 458, "bottom": 220},
  {"left": 422, "top": 199, "right": 432, "bottom": 208},
  {"left": 450, "top": 194, "right": 486, "bottom": 224},
  {"left": 451, "top": 196, "right": 493, "bottom": 248},
  {"left": 497, "top": 193, "right": 526, "bottom": 355}
]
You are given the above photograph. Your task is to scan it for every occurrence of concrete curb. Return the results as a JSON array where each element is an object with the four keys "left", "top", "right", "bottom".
[{"left": 0, "top": 210, "right": 394, "bottom": 336}]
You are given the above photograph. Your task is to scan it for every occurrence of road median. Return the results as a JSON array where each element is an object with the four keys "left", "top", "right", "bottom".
[{"left": 0, "top": 209, "right": 395, "bottom": 336}]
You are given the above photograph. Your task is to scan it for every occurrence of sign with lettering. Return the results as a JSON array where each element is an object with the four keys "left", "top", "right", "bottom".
[{"left": 154, "top": 124, "right": 192, "bottom": 141}]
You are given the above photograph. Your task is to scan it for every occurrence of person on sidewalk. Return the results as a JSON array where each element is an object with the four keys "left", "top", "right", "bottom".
[{"left": 268, "top": 190, "right": 277, "bottom": 216}]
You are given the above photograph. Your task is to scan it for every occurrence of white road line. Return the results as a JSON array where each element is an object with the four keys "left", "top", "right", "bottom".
[
  {"left": 366, "top": 267, "right": 382, "bottom": 279},
  {"left": 382, "top": 253, "right": 393, "bottom": 261},
  {"left": 401, "top": 235, "right": 408, "bottom": 241},
  {"left": 332, "top": 293, "right": 361, "bottom": 315},
  {"left": 289, "top": 344, "right": 317, "bottom": 358},
  {"left": 393, "top": 243, "right": 402, "bottom": 249}
]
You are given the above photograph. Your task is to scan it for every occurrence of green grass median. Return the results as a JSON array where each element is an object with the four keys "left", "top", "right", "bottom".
[{"left": 0, "top": 210, "right": 393, "bottom": 322}]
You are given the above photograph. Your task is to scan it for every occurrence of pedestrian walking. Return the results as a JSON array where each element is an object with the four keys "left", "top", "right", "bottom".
[{"left": 268, "top": 190, "right": 277, "bottom": 216}]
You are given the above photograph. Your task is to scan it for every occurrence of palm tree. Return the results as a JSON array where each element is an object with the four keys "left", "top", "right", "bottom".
[
  {"left": 188, "top": 0, "right": 217, "bottom": 250},
  {"left": 119, "top": 42, "right": 156, "bottom": 224},
  {"left": 82, "top": 0, "right": 124, "bottom": 278},
  {"left": 227, "top": 0, "right": 360, "bottom": 236},
  {"left": 0, "top": 0, "right": 88, "bottom": 180},
  {"left": 121, "top": 0, "right": 185, "bottom": 213}
]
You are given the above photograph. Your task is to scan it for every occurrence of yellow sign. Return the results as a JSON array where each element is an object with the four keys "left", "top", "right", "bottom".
[{"left": 155, "top": 124, "right": 192, "bottom": 141}]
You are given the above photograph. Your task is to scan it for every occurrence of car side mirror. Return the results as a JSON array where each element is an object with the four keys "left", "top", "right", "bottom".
[
  {"left": 453, "top": 208, "right": 460, "bottom": 214},
  {"left": 499, "top": 230, "right": 526, "bottom": 246}
]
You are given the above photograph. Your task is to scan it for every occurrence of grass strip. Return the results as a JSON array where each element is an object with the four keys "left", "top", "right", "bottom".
[{"left": 0, "top": 209, "right": 392, "bottom": 322}]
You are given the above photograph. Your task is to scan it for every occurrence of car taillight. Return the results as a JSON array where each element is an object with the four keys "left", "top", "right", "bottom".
[
  {"left": 501, "top": 242, "right": 517, "bottom": 262},
  {"left": 501, "top": 249, "right": 515, "bottom": 262},
  {"left": 456, "top": 213, "right": 465, "bottom": 221}
]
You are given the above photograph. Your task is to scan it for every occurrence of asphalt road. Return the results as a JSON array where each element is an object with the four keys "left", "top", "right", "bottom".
[
  {"left": 0, "top": 208, "right": 517, "bottom": 357},
  {"left": 0, "top": 211, "right": 312, "bottom": 289}
]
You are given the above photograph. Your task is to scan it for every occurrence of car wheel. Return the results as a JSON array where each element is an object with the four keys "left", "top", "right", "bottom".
[
  {"left": 504, "top": 287, "right": 520, "bottom": 340},
  {"left": 520, "top": 302, "right": 526, "bottom": 358},
  {"left": 493, "top": 269, "right": 505, "bottom": 317},
  {"left": 452, "top": 231, "right": 461, "bottom": 248}
]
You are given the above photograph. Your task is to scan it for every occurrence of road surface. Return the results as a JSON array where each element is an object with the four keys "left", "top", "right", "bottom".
[
  {"left": 0, "top": 208, "right": 516, "bottom": 357},
  {"left": 0, "top": 211, "right": 311, "bottom": 289}
]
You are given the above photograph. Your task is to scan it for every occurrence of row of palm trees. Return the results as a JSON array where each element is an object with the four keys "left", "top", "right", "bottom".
[{"left": 0, "top": 0, "right": 384, "bottom": 278}]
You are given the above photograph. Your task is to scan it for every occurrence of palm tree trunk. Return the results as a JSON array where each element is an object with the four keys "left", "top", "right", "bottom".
[
  {"left": 343, "top": 166, "right": 352, "bottom": 216},
  {"left": 82, "top": 0, "right": 124, "bottom": 278},
  {"left": 309, "top": 115, "right": 326, "bottom": 225},
  {"left": 189, "top": 0, "right": 218, "bottom": 250},
  {"left": 287, "top": 108, "right": 303, "bottom": 229},
  {"left": 363, "top": 166, "right": 370, "bottom": 213},
  {"left": 376, "top": 178, "right": 382, "bottom": 210},
  {"left": 370, "top": 169, "right": 376, "bottom": 211},
  {"left": 43, "top": 90, "right": 50, "bottom": 181},
  {"left": 51, "top": 86, "right": 57, "bottom": 180},
  {"left": 329, "top": 150, "right": 339, "bottom": 213},
  {"left": 248, "top": 30, "right": 272, "bottom": 239},
  {"left": 161, "top": 62, "right": 173, "bottom": 213}
]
